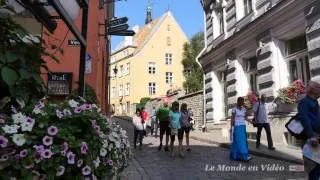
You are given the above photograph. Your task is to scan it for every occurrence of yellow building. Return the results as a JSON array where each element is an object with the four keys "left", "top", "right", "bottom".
[{"left": 110, "top": 10, "right": 188, "bottom": 115}]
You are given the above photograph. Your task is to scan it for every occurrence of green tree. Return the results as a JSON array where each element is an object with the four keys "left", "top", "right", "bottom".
[
  {"left": 136, "top": 97, "right": 151, "bottom": 110},
  {"left": 182, "top": 32, "right": 204, "bottom": 93}
]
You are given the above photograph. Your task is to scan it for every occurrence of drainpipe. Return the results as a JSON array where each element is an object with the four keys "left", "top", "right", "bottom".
[{"left": 195, "top": 11, "right": 208, "bottom": 132}]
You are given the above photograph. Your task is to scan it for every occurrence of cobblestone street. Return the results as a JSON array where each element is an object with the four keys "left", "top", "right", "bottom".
[{"left": 115, "top": 118, "right": 307, "bottom": 180}]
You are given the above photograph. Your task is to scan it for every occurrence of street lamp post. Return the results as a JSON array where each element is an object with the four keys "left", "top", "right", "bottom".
[{"left": 110, "top": 65, "right": 118, "bottom": 115}]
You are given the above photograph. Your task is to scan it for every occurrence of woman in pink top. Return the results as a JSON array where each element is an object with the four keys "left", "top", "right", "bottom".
[{"left": 133, "top": 109, "right": 144, "bottom": 150}]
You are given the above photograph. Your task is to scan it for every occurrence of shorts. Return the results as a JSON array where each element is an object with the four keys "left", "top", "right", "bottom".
[
  {"left": 181, "top": 126, "right": 191, "bottom": 134},
  {"left": 159, "top": 121, "right": 170, "bottom": 136},
  {"left": 170, "top": 128, "right": 183, "bottom": 142}
]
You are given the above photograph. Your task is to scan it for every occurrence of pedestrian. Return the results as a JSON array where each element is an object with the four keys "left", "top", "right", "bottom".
[
  {"left": 252, "top": 94, "right": 275, "bottom": 150},
  {"left": 156, "top": 102, "right": 170, "bottom": 151},
  {"left": 140, "top": 107, "right": 149, "bottom": 135},
  {"left": 132, "top": 109, "right": 144, "bottom": 150},
  {"left": 230, "top": 97, "right": 252, "bottom": 162},
  {"left": 150, "top": 105, "right": 158, "bottom": 137},
  {"left": 188, "top": 108, "right": 195, "bottom": 130},
  {"left": 298, "top": 80, "right": 320, "bottom": 180},
  {"left": 169, "top": 101, "right": 183, "bottom": 157},
  {"left": 180, "top": 103, "right": 192, "bottom": 152}
]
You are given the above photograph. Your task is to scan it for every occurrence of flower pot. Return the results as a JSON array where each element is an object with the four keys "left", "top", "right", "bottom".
[{"left": 277, "top": 103, "right": 297, "bottom": 113}]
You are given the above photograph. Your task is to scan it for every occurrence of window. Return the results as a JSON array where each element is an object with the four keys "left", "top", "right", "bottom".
[
  {"left": 167, "top": 37, "right": 171, "bottom": 46},
  {"left": 99, "top": 0, "right": 104, "bottom": 9},
  {"left": 119, "top": 65, "right": 124, "bottom": 77},
  {"left": 148, "top": 82, "right": 156, "bottom": 95},
  {"left": 119, "top": 85, "right": 123, "bottom": 96},
  {"left": 166, "top": 72, "right": 173, "bottom": 84},
  {"left": 126, "top": 101, "right": 130, "bottom": 114},
  {"left": 126, "top": 63, "right": 130, "bottom": 75},
  {"left": 148, "top": 62, "right": 156, "bottom": 74},
  {"left": 286, "top": 36, "right": 307, "bottom": 55},
  {"left": 167, "top": 24, "right": 171, "bottom": 31},
  {"left": 286, "top": 36, "right": 310, "bottom": 84},
  {"left": 125, "top": 83, "right": 130, "bottom": 96},
  {"left": 246, "top": 57, "right": 258, "bottom": 92},
  {"left": 244, "top": 0, "right": 253, "bottom": 16},
  {"left": 165, "top": 53, "right": 172, "bottom": 65},
  {"left": 217, "top": 9, "right": 224, "bottom": 35},
  {"left": 111, "top": 87, "right": 116, "bottom": 98}
]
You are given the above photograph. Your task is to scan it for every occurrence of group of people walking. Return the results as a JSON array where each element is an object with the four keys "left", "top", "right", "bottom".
[{"left": 132, "top": 101, "right": 193, "bottom": 158}]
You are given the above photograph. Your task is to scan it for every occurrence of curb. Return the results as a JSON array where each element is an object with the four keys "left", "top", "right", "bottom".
[{"left": 190, "top": 135, "right": 303, "bottom": 165}]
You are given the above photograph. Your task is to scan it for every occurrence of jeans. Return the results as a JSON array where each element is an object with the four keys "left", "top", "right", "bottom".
[
  {"left": 150, "top": 116, "right": 158, "bottom": 135},
  {"left": 134, "top": 129, "right": 143, "bottom": 148},
  {"left": 309, "top": 164, "right": 320, "bottom": 180},
  {"left": 256, "top": 123, "right": 274, "bottom": 148}
]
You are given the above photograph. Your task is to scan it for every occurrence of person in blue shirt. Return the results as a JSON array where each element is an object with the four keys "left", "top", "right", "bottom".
[
  {"left": 169, "top": 101, "right": 183, "bottom": 158},
  {"left": 298, "top": 81, "right": 320, "bottom": 180}
]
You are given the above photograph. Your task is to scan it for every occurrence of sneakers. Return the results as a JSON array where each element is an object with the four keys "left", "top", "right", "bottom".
[{"left": 186, "top": 148, "right": 191, "bottom": 152}]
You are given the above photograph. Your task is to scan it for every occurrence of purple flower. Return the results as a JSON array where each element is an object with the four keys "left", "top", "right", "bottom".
[
  {"left": 77, "top": 159, "right": 83, "bottom": 167},
  {"left": 56, "top": 110, "right": 63, "bottom": 119},
  {"left": 63, "top": 109, "right": 72, "bottom": 116},
  {"left": 14, "top": 154, "right": 20, "bottom": 160},
  {"left": 90, "top": 120, "right": 97, "bottom": 126},
  {"left": 19, "top": 149, "right": 28, "bottom": 158},
  {"left": 35, "top": 153, "right": 42, "bottom": 163},
  {"left": 36, "top": 102, "right": 45, "bottom": 109},
  {"left": 33, "top": 145, "right": 44, "bottom": 153},
  {"left": 0, "top": 136, "right": 8, "bottom": 148},
  {"left": 56, "top": 166, "right": 65, "bottom": 177},
  {"left": 81, "top": 103, "right": 92, "bottom": 110},
  {"left": 67, "top": 151, "right": 75, "bottom": 164},
  {"left": 92, "top": 174, "right": 97, "bottom": 180},
  {"left": 0, "top": 154, "right": 8, "bottom": 162},
  {"left": 82, "top": 165, "right": 91, "bottom": 176},
  {"left": 41, "top": 149, "right": 52, "bottom": 159},
  {"left": 74, "top": 107, "right": 82, "bottom": 114},
  {"left": 93, "top": 125, "right": 101, "bottom": 134},
  {"left": 42, "top": 136, "right": 53, "bottom": 146},
  {"left": 0, "top": 119, "right": 5, "bottom": 124},
  {"left": 47, "top": 126, "right": 58, "bottom": 136},
  {"left": 80, "top": 142, "right": 88, "bottom": 154},
  {"left": 108, "top": 160, "right": 113, "bottom": 166}
]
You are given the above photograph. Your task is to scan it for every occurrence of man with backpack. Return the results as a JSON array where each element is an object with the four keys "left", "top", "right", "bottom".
[
  {"left": 298, "top": 80, "right": 320, "bottom": 180},
  {"left": 252, "top": 94, "right": 275, "bottom": 150}
]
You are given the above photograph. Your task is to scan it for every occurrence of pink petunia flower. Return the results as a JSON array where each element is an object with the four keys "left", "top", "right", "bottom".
[
  {"left": 80, "top": 142, "right": 88, "bottom": 154},
  {"left": 19, "top": 149, "right": 28, "bottom": 158},
  {"left": 33, "top": 145, "right": 45, "bottom": 153},
  {"left": 42, "top": 136, "right": 53, "bottom": 146},
  {"left": 67, "top": 151, "right": 75, "bottom": 164},
  {"left": 47, "top": 126, "right": 58, "bottom": 136},
  {"left": 41, "top": 149, "right": 52, "bottom": 159},
  {"left": 0, "top": 136, "right": 8, "bottom": 148},
  {"left": 74, "top": 107, "right": 82, "bottom": 114}
]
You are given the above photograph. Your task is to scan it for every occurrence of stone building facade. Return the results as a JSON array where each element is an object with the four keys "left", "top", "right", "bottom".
[{"left": 198, "top": 0, "right": 320, "bottom": 125}]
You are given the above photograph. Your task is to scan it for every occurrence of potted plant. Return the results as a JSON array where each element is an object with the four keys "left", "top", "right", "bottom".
[
  {"left": 0, "top": 98, "right": 131, "bottom": 179},
  {"left": 275, "top": 80, "right": 305, "bottom": 112}
]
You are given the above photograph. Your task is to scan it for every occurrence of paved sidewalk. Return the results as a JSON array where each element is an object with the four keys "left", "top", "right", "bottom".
[{"left": 189, "top": 130, "right": 303, "bottom": 164}]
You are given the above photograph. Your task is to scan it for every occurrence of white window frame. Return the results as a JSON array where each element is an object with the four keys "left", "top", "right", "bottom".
[
  {"left": 148, "top": 82, "right": 156, "bottom": 95},
  {"left": 125, "top": 83, "right": 130, "bottom": 96},
  {"left": 148, "top": 62, "right": 156, "bottom": 74},
  {"left": 166, "top": 72, "right": 173, "bottom": 84},
  {"left": 126, "top": 63, "right": 130, "bottom": 75},
  {"left": 119, "top": 85, "right": 123, "bottom": 97},
  {"left": 244, "top": 0, "right": 253, "bottom": 16},
  {"left": 246, "top": 57, "right": 258, "bottom": 92},
  {"left": 165, "top": 53, "right": 172, "bottom": 65},
  {"left": 119, "top": 65, "right": 124, "bottom": 77}
]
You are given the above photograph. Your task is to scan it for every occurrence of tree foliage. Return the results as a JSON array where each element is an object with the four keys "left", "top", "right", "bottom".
[
  {"left": 136, "top": 97, "right": 151, "bottom": 110},
  {"left": 0, "top": 5, "right": 59, "bottom": 112},
  {"left": 182, "top": 32, "right": 204, "bottom": 94}
]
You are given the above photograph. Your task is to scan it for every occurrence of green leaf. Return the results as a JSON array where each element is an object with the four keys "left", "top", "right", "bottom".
[
  {"left": 1, "top": 66, "right": 19, "bottom": 86},
  {"left": 0, "top": 52, "right": 5, "bottom": 63},
  {"left": 19, "top": 69, "right": 31, "bottom": 79},
  {"left": 32, "top": 74, "right": 42, "bottom": 84},
  {"left": 4, "top": 51, "right": 20, "bottom": 63}
]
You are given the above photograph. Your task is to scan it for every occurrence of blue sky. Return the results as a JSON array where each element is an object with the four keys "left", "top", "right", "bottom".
[{"left": 111, "top": 0, "right": 204, "bottom": 51}]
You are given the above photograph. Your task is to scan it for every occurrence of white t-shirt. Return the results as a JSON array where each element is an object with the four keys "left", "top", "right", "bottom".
[{"left": 232, "top": 107, "right": 246, "bottom": 126}]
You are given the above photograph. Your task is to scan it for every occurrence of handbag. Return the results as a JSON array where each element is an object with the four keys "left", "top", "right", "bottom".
[
  {"left": 252, "top": 102, "right": 260, "bottom": 127},
  {"left": 285, "top": 114, "right": 306, "bottom": 139}
]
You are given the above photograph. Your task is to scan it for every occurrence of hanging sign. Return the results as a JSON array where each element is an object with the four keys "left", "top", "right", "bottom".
[{"left": 47, "top": 72, "right": 72, "bottom": 95}]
